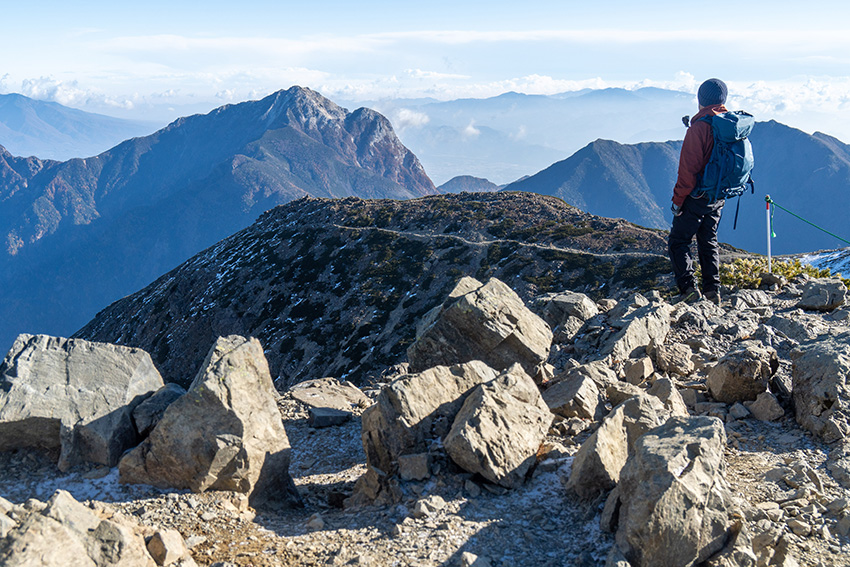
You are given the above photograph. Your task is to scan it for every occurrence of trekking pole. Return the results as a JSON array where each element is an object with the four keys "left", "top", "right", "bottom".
[{"left": 765, "top": 195, "right": 772, "bottom": 273}]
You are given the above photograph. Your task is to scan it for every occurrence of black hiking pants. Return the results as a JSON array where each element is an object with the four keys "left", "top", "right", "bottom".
[{"left": 668, "top": 195, "right": 724, "bottom": 294}]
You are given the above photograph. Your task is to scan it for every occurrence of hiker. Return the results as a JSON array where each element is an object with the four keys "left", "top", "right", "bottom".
[{"left": 668, "top": 78, "right": 735, "bottom": 305}]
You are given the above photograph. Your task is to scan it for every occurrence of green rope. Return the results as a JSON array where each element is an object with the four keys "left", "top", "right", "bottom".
[{"left": 766, "top": 197, "right": 850, "bottom": 246}]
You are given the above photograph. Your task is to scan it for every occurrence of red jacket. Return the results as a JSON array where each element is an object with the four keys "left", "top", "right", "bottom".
[{"left": 672, "top": 104, "right": 728, "bottom": 206}]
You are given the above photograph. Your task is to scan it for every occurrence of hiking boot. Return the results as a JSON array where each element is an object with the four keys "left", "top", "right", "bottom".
[
  {"left": 677, "top": 287, "right": 702, "bottom": 305},
  {"left": 704, "top": 290, "right": 721, "bottom": 306}
]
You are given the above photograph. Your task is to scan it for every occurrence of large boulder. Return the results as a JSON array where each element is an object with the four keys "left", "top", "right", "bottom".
[
  {"left": 797, "top": 278, "right": 848, "bottom": 312},
  {"left": 791, "top": 333, "right": 850, "bottom": 443},
  {"left": 361, "top": 360, "right": 500, "bottom": 474},
  {"left": 706, "top": 344, "right": 779, "bottom": 404},
  {"left": 444, "top": 364, "right": 552, "bottom": 487},
  {"left": 612, "top": 416, "right": 734, "bottom": 567},
  {"left": 0, "top": 490, "right": 193, "bottom": 567},
  {"left": 601, "top": 304, "right": 674, "bottom": 362},
  {"left": 407, "top": 277, "right": 552, "bottom": 375},
  {"left": 119, "top": 336, "right": 298, "bottom": 508},
  {"left": 566, "top": 393, "right": 685, "bottom": 500},
  {"left": 132, "top": 383, "right": 186, "bottom": 438},
  {"left": 0, "top": 334, "right": 164, "bottom": 471}
]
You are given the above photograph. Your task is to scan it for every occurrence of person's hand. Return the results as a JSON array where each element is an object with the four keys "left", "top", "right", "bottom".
[{"left": 671, "top": 203, "right": 683, "bottom": 216}]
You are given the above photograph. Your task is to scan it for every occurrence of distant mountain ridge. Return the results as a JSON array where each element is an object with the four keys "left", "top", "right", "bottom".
[
  {"left": 0, "top": 86, "right": 436, "bottom": 351},
  {"left": 504, "top": 120, "right": 850, "bottom": 255},
  {"left": 356, "top": 87, "right": 696, "bottom": 184},
  {"left": 0, "top": 93, "right": 158, "bottom": 160}
]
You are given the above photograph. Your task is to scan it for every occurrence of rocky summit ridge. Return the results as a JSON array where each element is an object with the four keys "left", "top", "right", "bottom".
[
  {"left": 1, "top": 260, "right": 850, "bottom": 566},
  {"left": 74, "top": 192, "right": 670, "bottom": 387}
]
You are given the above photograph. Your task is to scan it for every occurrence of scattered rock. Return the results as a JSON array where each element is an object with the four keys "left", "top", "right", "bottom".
[
  {"left": 706, "top": 344, "right": 779, "bottom": 403},
  {"left": 606, "top": 382, "right": 645, "bottom": 407},
  {"left": 397, "top": 453, "right": 430, "bottom": 481},
  {"left": 612, "top": 416, "right": 733, "bottom": 567},
  {"left": 791, "top": 332, "right": 850, "bottom": 443},
  {"left": 412, "top": 495, "right": 446, "bottom": 519},
  {"left": 746, "top": 392, "right": 785, "bottom": 422},
  {"left": 566, "top": 393, "right": 673, "bottom": 500},
  {"left": 535, "top": 290, "right": 599, "bottom": 326},
  {"left": 729, "top": 402, "right": 751, "bottom": 420},
  {"left": 361, "top": 360, "right": 499, "bottom": 474},
  {"left": 0, "top": 334, "right": 164, "bottom": 471},
  {"left": 654, "top": 343, "right": 694, "bottom": 376},
  {"left": 542, "top": 372, "right": 604, "bottom": 421},
  {"left": 147, "top": 529, "right": 191, "bottom": 566},
  {"left": 133, "top": 383, "right": 186, "bottom": 438},
  {"left": 289, "top": 377, "right": 371, "bottom": 411},
  {"left": 445, "top": 364, "right": 552, "bottom": 488},
  {"left": 797, "top": 278, "right": 848, "bottom": 312},
  {"left": 119, "top": 336, "right": 299, "bottom": 508},
  {"left": 407, "top": 276, "right": 553, "bottom": 375},
  {"left": 0, "top": 490, "right": 160, "bottom": 567},
  {"left": 307, "top": 407, "right": 352, "bottom": 428},
  {"left": 623, "top": 356, "right": 653, "bottom": 385},
  {"left": 601, "top": 303, "right": 674, "bottom": 362},
  {"left": 646, "top": 378, "right": 689, "bottom": 417}
]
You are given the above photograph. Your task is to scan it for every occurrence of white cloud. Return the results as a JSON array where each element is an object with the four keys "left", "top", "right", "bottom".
[
  {"left": 19, "top": 77, "right": 134, "bottom": 110},
  {"left": 405, "top": 68, "right": 469, "bottom": 80},
  {"left": 462, "top": 120, "right": 480, "bottom": 139},
  {"left": 394, "top": 108, "right": 430, "bottom": 129}
]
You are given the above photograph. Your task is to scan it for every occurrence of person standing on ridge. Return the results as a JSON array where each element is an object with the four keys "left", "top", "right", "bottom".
[{"left": 668, "top": 78, "right": 730, "bottom": 305}]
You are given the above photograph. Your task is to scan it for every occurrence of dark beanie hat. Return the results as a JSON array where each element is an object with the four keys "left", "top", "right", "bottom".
[{"left": 698, "top": 78, "right": 727, "bottom": 107}]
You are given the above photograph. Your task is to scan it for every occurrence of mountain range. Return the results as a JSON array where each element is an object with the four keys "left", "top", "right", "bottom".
[
  {"left": 505, "top": 120, "right": 850, "bottom": 256},
  {"left": 353, "top": 87, "right": 697, "bottom": 184},
  {"left": 0, "top": 86, "right": 436, "bottom": 352},
  {"left": 74, "top": 192, "right": 670, "bottom": 386},
  {"left": 0, "top": 93, "right": 158, "bottom": 161}
]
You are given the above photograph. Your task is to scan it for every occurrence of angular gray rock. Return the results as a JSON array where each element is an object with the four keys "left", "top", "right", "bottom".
[
  {"left": 0, "top": 490, "right": 162, "bottom": 567},
  {"left": 445, "top": 364, "right": 552, "bottom": 487},
  {"left": 654, "top": 343, "right": 695, "bottom": 376},
  {"left": 0, "top": 334, "right": 164, "bottom": 471},
  {"left": 535, "top": 290, "right": 599, "bottom": 327},
  {"left": 766, "top": 312, "right": 830, "bottom": 343},
  {"left": 119, "top": 336, "right": 299, "bottom": 508},
  {"left": 561, "top": 360, "right": 619, "bottom": 389},
  {"left": 308, "top": 407, "right": 352, "bottom": 428},
  {"left": 566, "top": 393, "right": 681, "bottom": 500},
  {"left": 624, "top": 356, "right": 653, "bottom": 385},
  {"left": 601, "top": 304, "right": 673, "bottom": 362},
  {"left": 361, "top": 360, "right": 499, "bottom": 474},
  {"left": 647, "top": 377, "right": 690, "bottom": 417},
  {"left": 791, "top": 333, "right": 850, "bottom": 443},
  {"left": 706, "top": 344, "right": 779, "bottom": 404},
  {"left": 289, "top": 377, "right": 371, "bottom": 411},
  {"left": 797, "top": 278, "right": 848, "bottom": 311},
  {"left": 613, "top": 416, "right": 733, "bottom": 567},
  {"left": 746, "top": 392, "right": 785, "bottom": 422},
  {"left": 407, "top": 277, "right": 552, "bottom": 375},
  {"left": 542, "top": 372, "right": 604, "bottom": 421},
  {"left": 133, "top": 383, "right": 186, "bottom": 438}
]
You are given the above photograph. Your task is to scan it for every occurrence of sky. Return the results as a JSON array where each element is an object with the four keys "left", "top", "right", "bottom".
[{"left": 3, "top": 0, "right": 850, "bottom": 138}]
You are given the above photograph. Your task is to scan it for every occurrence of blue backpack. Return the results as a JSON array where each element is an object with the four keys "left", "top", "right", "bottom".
[{"left": 692, "top": 110, "right": 755, "bottom": 227}]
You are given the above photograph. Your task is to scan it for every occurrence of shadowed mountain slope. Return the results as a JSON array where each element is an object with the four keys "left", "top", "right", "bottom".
[{"left": 75, "top": 192, "right": 670, "bottom": 387}]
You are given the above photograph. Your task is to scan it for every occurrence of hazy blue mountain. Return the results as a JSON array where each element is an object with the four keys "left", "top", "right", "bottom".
[
  {"left": 503, "top": 120, "right": 850, "bottom": 257},
  {"left": 0, "top": 86, "right": 436, "bottom": 352},
  {"left": 0, "top": 93, "right": 159, "bottom": 160},
  {"left": 359, "top": 87, "right": 695, "bottom": 184},
  {"left": 438, "top": 175, "right": 500, "bottom": 193}
]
